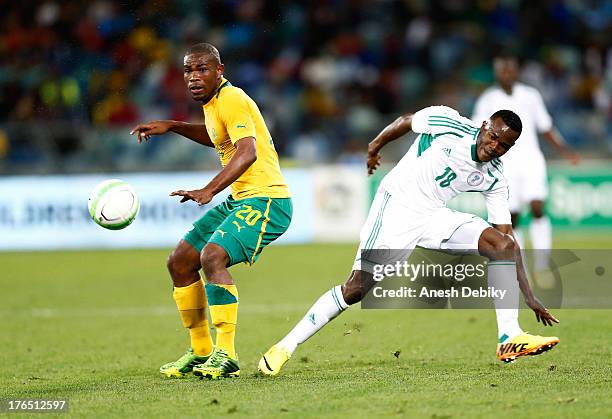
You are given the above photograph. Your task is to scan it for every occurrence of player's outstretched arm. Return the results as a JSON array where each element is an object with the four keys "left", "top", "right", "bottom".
[
  {"left": 542, "top": 128, "right": 580, "bottom": 165},
  {"left": 130, "top": 120, "right": 214, "bottom": 147},
  {"left": 367, "top": 113, "right": 413, "bottom": 174},
  {"left": 493, "top": 224, "right": 560, "bottom": 326},
  {"left": 170, "top": 136, "right": 257, "bottom": 205}
]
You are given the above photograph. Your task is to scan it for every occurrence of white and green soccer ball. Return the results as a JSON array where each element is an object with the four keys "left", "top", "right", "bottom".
[{"left": 87, "top": 179, "right": 140, "bottom": 230}]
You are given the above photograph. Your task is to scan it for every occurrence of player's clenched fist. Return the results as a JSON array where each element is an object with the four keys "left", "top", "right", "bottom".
[{"left": 130, "top": 120, "right": 175, "bottom": 143}]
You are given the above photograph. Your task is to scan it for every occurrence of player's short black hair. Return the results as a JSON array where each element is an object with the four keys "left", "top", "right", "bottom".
[
  {"left": 493, "top": 51, "right": 518, "bottom": 60},
  {"left": 492, "top": 51, "right": 522, "bottom": 68},
  {"left": 491, "top": 110, "right": 522, "bottom": 135},
  {"left": 185, "top": 43, "right": 222, "bottom": 64}
]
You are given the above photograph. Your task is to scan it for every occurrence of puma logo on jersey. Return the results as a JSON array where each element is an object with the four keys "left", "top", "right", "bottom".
[
  {"left": 216, "top": 229, "right": 226, "bottom": 238},
  {"left": 442, "top": 147, "right": 452, "bottom": 156},
  {"left": 232, "top": 221, "right": 244, "bottom": 232},
  {"left": 498, "top": 342, "right": 529, "bottom": 355},
  {"left": 209, "top": 127, "right": 218, "bottom": 140},
  {"left": 236, "top": 123, "right": 247, "bottom": 129}
]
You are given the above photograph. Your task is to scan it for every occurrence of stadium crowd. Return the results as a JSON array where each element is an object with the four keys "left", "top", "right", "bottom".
[{"left": 1, "top": 0, "right": 610, "bottom": 172}]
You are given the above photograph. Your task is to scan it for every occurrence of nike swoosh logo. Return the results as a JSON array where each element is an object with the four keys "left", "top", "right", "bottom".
[{"left": 263, "top": 355, "right": 273, "bottom": 372}]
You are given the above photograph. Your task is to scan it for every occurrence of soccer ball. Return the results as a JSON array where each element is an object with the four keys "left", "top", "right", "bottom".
[{"left": 88, "top": 179, "right": 140, "bottom": 230}]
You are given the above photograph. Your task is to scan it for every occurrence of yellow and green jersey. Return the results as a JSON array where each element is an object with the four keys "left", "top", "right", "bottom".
[{"left": 202, "top": 78, "right": 290, "bottom": 200}]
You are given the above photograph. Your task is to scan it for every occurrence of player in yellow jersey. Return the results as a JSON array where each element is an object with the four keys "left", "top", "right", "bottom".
[{"left": 130, "top": 43, "right": 292, "bottom": 380}]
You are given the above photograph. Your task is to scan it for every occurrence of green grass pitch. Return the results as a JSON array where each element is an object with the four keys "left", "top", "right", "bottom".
[{"left": 1, "top": 237, "right": 611, "bottom": 418}]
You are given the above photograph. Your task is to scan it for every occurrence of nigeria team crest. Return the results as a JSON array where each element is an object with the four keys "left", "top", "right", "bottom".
[{"left": 467, "top": 171, "right": 484, "bottom": 186}]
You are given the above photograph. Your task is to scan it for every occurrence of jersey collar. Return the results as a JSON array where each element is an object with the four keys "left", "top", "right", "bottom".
[
  {"left": 203, "top": 78, "right": 232, "bottom": 105},
  {"left": 471, "top": 141, "right": 482, "bottom": 163},
  {"left": 215, "top": 78, "right": 231, "bottom": 98}
]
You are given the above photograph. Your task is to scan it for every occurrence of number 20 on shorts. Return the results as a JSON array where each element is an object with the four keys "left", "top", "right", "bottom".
[{"left": 235, "top": 206, "right": 262, "bottom": 226}]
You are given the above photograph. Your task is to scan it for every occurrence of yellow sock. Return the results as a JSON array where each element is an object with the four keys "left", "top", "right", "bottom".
[
  {"left": 205, "top": 283, "right": 238, "bottom": 359},
  {"left": 172, "top": 279, "right": 213, "bottom": 356}
]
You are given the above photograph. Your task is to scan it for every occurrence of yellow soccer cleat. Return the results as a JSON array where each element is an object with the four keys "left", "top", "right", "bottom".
[
  {"left": 258, "top": 345, "right": 291, "bottom": 376},
  {"left": 497, "top": 332, "right": 559, "bottom": 363}
]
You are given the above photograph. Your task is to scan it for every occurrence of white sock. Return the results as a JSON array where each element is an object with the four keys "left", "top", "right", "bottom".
[
  {"left": 529, "top": 216, "right": 552, "bottom": 272},
  {"left": 277, "top": 285, "right": 349, "bottom": 353},
  {"left": 488, "top": 260, "right": 522, "bottom": 341}
]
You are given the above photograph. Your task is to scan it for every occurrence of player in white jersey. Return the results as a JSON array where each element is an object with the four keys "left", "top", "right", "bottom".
[
  {"left": 258, "top": 106, "right": 560, "bottom": 375},
  {"left": 472, "top": 55, "right": 580, "bottom": 280}
]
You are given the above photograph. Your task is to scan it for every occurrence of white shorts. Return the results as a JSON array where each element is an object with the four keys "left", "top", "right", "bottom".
[
  {"left": 503, "top": 153, "right": 548, "bottom": 213},
  {"left": 352, "top": 188, "right": 492, "bottom": 274}
]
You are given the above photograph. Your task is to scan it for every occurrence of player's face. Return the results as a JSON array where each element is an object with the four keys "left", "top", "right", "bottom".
[
  {"left": 476, "top": 117, "right": 518, "bottom": 162},
  {"left": 183, "top": 53, "right": 224, "bottom": 102},
  {"left": 493, "top": 58, "right": 519, "bottom": 90}
]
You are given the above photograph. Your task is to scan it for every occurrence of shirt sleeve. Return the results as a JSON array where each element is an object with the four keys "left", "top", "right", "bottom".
[
  {"left": 531, "top": 89, "right": 553, "bottom": 133},
  {"left": 218, "top": 90, "right": 256, "bottom": 144},
  {"left": 411, "top": 105, "right": 464, "bottom": 135},
  {"left": 482, "top": 167, "right": 511, "bottom": 225}
]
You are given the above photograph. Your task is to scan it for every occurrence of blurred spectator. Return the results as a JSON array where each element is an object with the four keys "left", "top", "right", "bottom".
[{"left": 0, "top": 0, "right": 610, "bottom": 174}]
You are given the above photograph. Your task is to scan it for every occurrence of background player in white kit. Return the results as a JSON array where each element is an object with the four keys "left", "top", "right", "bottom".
[
  {"left": 259, "top": 106, "right": 560, "bottom": 376},
  {"left": 472, "top": 54, "right": 580, "bottom": 281}
]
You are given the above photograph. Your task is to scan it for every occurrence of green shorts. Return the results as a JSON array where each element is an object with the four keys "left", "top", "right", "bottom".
[{"left": 183, "top": 195, "right": 292, "bottom": 266}]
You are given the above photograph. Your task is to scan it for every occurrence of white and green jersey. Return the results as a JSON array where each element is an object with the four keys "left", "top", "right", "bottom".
[
  {"left": 472, "top": 82, "right": 552, "bottom": 162},
  {"left": 380, "top": 106, "right": 511, "bottom": 225},
  {"left": 471, "top": 82, "right": 551, "bottom": 211}
]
